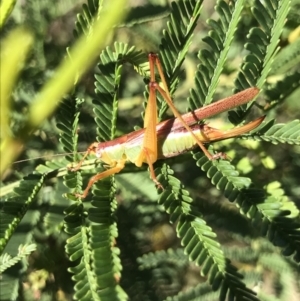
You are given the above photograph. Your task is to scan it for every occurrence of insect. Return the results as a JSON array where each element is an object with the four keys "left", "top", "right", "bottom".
[
  {"left": 70, "top": 114, "right": 264, "bottom": 198},
  {"left": 69, "top": 55, "right": 264, "bottom": 198}
]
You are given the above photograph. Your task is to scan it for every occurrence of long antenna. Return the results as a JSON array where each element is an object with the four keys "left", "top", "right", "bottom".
[{"left": 13, "top": 151, "right": 87, "bottom": 164}]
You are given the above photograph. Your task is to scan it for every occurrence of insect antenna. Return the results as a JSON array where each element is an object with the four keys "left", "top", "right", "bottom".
[{"left": 13, "top": 151, "right": 87, "bottom": 165}]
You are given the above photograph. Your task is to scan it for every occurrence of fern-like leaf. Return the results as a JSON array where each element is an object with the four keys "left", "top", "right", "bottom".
[
  {"left": 236, "top": 0, "right": 291, "bottom": 90},
  {"left": 138, "top": 248, "right": 188, "bottom": 269},
  {"left": 74, "top": 0, "right": 100, "bottom": 37},
  {"left": 264, "top": 70, "right": 300, "bottom": 110},
  {"left": 188, "top": 0, "right": 245, "bottom": 110},
  {"left": 0, "top": 173, "right": 45, "bottom": 253},
  {"left": 192, "top": 148, "right": 300, "bottom": 263},
  {"left": 232, "top": 0, "right": 291, "bottom": 122},
  {"left": 94, "top": 42, "right": 146, "bottom": 141},
  {"left": 270, "top": 37, "right": 300, "bottom": 75},
  {"left": 0, "top": 244, "right": 36, "bottom": 273},
  {"left": 64, "top": 42, "right": 145, "bottom": 300},
  {"left": 257, "top": 119, "right": 300, "bottom": 144},
  {"left": 157, "top": 164, "right": 259, "bottom": 301},
  {"left": 157, "top": 0, "right": 203, "bottom": 117}
]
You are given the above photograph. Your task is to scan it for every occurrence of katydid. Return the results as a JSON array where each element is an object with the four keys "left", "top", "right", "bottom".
[{"left": 71, "top": 86, "right": 264, "bottom": 198}]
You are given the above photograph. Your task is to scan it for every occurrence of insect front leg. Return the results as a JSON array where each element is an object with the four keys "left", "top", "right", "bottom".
[{"left": 75, "top": 158, "right": 126, "bottom": 199}]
